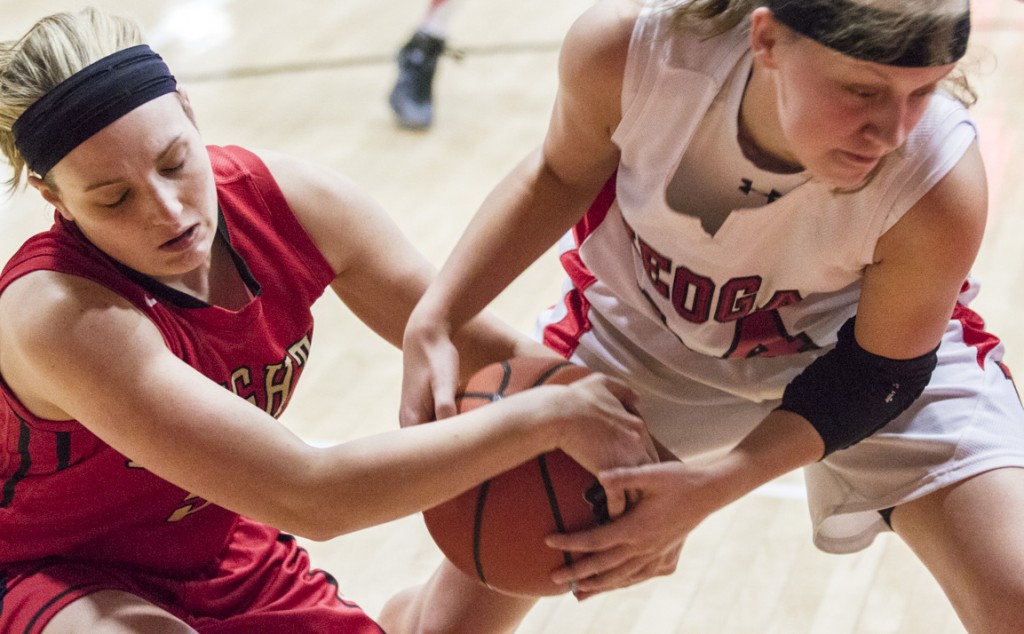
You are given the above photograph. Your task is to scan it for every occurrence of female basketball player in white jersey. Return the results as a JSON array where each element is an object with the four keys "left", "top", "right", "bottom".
[{"left": 391, "top": 0, "right": 1024, "bottom": 632}]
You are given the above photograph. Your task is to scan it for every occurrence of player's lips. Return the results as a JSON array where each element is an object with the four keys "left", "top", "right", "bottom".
[
  {"left": 159, "top": 224, "right": 199, "bottom": 251},
  {"left": 840, "top": 150, "right": 882, "bottom": 166}
]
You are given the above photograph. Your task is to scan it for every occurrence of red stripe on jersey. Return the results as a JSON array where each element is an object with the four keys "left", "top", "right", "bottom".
[
  {"left": 951, "top": 301, "right": 1001, "bottom": 369},
  {"left": 542, "top": 175, "right": 617, "bottom": 358},
  {"left": 571, "top": 174, "right": 617, "bottom": 247},
  {"left": 543, "top": 274, "right": 592, "bottom": 359}
]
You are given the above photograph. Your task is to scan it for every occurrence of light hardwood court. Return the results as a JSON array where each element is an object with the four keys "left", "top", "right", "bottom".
[{"left": 2, "top": 1, "right": 1023, "bottom": 632}]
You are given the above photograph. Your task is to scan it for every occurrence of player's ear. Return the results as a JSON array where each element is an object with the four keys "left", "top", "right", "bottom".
[
  {"left": 28, "top": 175, "right": 73, "bottom": 221},
  {"left": 750, "top": 7, "right": 783, "bottom": 70}
]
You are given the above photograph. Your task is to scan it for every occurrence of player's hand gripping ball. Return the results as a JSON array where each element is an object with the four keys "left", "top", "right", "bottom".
[{"left": 422, "top": 356, "right": 613, "bottom": 597}]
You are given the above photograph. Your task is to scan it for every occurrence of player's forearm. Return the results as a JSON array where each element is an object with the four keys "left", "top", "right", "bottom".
[
  {"left": 290, "top": 391, "right": 564, "bottom": 540},
  {"left": 418, "top": 148, "right": 596, "bottom": 332},
  {"left": 701, "top": 410, "right": 824, "bottom": 508},
  {"left": 452, "top": 314, "right": 538, "bottom": 381}
]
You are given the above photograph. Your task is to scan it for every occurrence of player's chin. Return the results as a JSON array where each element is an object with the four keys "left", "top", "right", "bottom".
[{"left": 815, "top": 154, "right": 881, "bottom": 190}]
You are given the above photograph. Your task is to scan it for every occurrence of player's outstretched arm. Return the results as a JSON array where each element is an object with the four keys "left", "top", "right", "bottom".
[{"left": 0, "top": 274, "right": 651, "bottom": 540}]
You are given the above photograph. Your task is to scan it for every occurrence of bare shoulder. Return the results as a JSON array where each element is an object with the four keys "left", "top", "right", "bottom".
[
  {"left": 254, "top": 148, "right": 367, "bottom": 216},
  {"left": 544, "top": 0, "right": 642, "bottom": 180},
  {"left": 572, "top": 0, "right": 642, "bottom": 44},
  {"left": 0, "top": 270, "right": 163, "bottom": 419},
  {"left": 561, "top": 0, "right": 641, "bottom": 90},
  {"left": 878, "top": 139, "right": 987, "bottom": 263},
  {"left": 0, "top": 270, "right": 153, "bottom": 351},
  {"left": 858, "top": 140, "right": 987, "bottom": 355}
]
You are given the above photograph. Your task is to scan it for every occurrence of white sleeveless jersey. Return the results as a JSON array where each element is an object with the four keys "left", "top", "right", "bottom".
[
  {"left": 549, "top": 4, "right": 977, "bottom": 404},
  {"left": 540, "top": 4, "right": 1024, "bottom": 555}
]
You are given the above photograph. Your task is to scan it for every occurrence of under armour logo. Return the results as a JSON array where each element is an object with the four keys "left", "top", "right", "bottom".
[
  {"left": 739, "top": 178, "right": 782, "bottom": 203},
  {"left": 885, "top": 382, "right": 900, "bottom": 403}
]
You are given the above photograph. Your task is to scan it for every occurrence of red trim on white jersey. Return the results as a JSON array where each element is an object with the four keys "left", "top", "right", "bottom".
[
  {"left": 951, "top": 279, "right": 1003, "bottom": 371},
  {"left": 542, "top": 175, "right": 617, "bottom": 357}
]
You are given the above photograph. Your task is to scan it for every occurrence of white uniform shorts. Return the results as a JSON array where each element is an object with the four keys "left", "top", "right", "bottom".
[{"left": 536, "top": 295, "right": 1024, "bottom": 554}]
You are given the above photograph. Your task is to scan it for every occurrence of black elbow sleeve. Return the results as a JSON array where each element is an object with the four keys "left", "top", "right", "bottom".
[{"left": 777, "top": 317, "right": 939, "bottom": 457}]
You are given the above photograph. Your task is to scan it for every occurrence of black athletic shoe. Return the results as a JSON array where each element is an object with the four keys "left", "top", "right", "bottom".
[{"left": 389, "top": 31, "right": 446, "bottom": 129}]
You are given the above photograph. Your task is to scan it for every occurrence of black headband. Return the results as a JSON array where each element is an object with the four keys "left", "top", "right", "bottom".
[
  {"left": 12, "top": 44, "right": 177, "bottom": 177},
  {"left": 767, "top": 0, "right": 970, "bottom": 68}
]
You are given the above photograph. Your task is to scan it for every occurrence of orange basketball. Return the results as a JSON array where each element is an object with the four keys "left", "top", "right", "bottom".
[{"left": 422, "top": 356, "right": 611, "bottom": 597}]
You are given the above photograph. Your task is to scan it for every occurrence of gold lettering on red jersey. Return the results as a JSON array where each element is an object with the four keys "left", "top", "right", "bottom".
[
  {"left": 288, "top": 335, "right": 311, "bottom": 366},
  {"left": 127, "top": 334, "right": 317, "bottom": 523},
  {"left": 125, "top": 461, "right": 215, "bottom": 523},
  {"left": 167, "top": 492, "right": 213, "bottom": 522},
  {"left": 263, "top": 335, "right": 311, "bottom": 417},
  {"left": 227, "top": 366, "right": 258, "bottom": 406},
  {"left": 264, "top": 356, "right": 294, "bottom": 417}
]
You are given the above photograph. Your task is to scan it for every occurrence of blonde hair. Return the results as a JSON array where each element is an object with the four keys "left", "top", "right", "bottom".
[
  {"left": 0, "top": 7, "right": 144, "bottom": 190},
  {"left": 664, "top": 0, "right": 759, "bottom": 36},
  {"left": 661, "top": 0, "right": 976, "bottom": 106}
]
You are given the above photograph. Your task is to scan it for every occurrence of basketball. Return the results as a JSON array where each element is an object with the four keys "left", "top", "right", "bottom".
[{"left": 422, "top": 356, "right": 611, "bottom": 597}]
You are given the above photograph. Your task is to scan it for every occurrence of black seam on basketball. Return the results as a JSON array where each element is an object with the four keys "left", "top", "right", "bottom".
[
  {"left": 531, "top": 362, "right": 574, "bottom": 388},
  {"left": 497, "top": 359, "right": 513, "bottom": 395},
  {"left": 472, "top": 480, "right": 492, "bottom": 587},
  {"left": 538, "top": 454, "right": 576, "bottom": 570},
  {"left": 457, "top": 390, "right": 502, "bottom": 403}
]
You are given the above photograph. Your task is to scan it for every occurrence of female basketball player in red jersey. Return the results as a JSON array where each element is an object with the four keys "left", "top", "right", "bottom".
[
  {"left": 0, "top": 8, "right": 656, "bottom": 633},
  {"left": 395, "top": 0, "right": 1024, "bottom": 632}
]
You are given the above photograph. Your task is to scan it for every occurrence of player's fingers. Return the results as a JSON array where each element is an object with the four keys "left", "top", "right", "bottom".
[
  {"left": 431, "top": 374, "right": 459, "bottom": 420},
  {"left": 592, "top": 373, "right": 640, "bottom": 410},
  {"left": 603, "top": 485, "right": 642, "bottom": 519},
  {"left": 545, "top": 520, "right": 628, "bottom": 553},
  {"left": 625, "top": 488, "right": 642, "bottom": 512},
  {"left": 400, "top": 361, "right": 446, "bottom": 426},
  {"left": 597, "top": 463, "right": 664, "bottom": 493},
  {"left": 550, "top": 547, "right": 633, "bottom": 587},
  {"left": 571, "top": 574, "right": 648, "bottom": 601},
  {"left": 398, "top": 392, "right": 433, "bottom": 427},
  {"left": 604, "top": 485, "right": 627, "bottom": 519},
  {"left": 434, "top": 397, "right": 458, "bottom": 421},
  {"left": 582, "top": 552, "right": 674, "bottom": 596},
  {"left": 398, "top": 410, "right": 424, "bottom": 427},
  {"left": 563, "top": 554, "right": 654, "bottom": 596},
  {"left": 643, "top": 432, "right": 660, "bottom": 463}
]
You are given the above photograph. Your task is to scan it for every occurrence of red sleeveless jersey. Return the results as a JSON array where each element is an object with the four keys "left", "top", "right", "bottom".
[{"left": 0, "top": 145, "right": 335, "bottom": 575}]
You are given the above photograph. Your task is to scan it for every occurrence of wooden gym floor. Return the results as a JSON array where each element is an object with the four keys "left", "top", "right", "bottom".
[{"left": 2, "top": 1, "right": 1023, "bottom": 632}]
